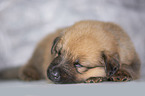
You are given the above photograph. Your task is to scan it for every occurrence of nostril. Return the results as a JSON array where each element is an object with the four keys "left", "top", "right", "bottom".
[
  {"left": 51, "top": 68, "right": 61, "bottom": 82},
  {"left": 52, "top": 68, "right": 60, "bottom": 78}
]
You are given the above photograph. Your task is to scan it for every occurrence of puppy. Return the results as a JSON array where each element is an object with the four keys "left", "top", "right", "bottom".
[{"left": 0, "top": 20, "right": 141, "bottom": 84}]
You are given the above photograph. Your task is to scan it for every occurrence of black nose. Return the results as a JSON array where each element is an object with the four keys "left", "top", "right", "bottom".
[
  {"left": 47, "top": 67, "right": 61, "bottom": 82},
  {"left": 52, "top": 68, "right": 60, "bottom": 80}
]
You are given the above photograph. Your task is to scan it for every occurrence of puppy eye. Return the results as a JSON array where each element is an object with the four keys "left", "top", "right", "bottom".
[{"left": 74, "top": 61, "right": 83, "bottom": 68}]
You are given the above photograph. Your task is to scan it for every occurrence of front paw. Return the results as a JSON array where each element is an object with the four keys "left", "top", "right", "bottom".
[
  {"left": 107, "top": 70, "right": 132, "bottom": 82},
  {"left": 84, "top": 77, "right": 106, "bottom": 83}
]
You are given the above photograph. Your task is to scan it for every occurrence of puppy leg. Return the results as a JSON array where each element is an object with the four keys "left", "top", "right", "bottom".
[
  {"left": 107, "top": 70, "right": 132, "bottom": 82},
  {"left": 84, "top": 77, "right": 107, "bottom": 83},
  {"left": 18, "top": 65, "right": 41, "bottom": 81}
]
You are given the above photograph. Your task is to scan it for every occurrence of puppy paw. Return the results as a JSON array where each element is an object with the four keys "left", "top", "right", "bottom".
[
  {"left": 19, "top": 67, "right": 41, "bottom": 81},
  {"left": 107, "top": 70, "right": 132, "bottom": 82},
  {"left": 84, "top": 77, "right": 105, "bottom": 83}
]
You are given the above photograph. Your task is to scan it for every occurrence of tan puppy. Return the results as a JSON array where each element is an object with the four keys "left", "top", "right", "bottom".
[{"left": 0, "top": 20, "right": 141, "bottom": 84}]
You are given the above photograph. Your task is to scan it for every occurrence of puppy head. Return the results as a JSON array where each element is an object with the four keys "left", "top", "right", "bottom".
[{"left": 47, "top": 22, "right": 120, "bottom": 84}]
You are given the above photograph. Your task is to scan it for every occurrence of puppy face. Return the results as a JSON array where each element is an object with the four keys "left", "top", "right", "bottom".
[{"left": 47, "top": 25, "right": 119, "bottom": 84}]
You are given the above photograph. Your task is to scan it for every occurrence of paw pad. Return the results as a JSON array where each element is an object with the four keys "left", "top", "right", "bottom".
[{"left": 84, "top": 77, "right": 104, "bottom": 83}]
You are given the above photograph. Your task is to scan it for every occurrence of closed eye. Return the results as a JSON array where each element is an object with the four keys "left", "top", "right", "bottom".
[
  {"left": 74, "top": 63, "right": 83, "bottom": 68},
  {"left": 74, "top": 60, "right": 83, "bottom": 68},
  {"left": 87, "top": 65, "right": 104, "bottom": 69}
]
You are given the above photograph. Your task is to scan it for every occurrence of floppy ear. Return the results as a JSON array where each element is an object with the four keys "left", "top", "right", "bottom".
[
  {"left": 102, "top": 51, "right": 120, "bottom": 77},
  {"left": 51, "top": 37, "right": 61, "bottom": 54}
]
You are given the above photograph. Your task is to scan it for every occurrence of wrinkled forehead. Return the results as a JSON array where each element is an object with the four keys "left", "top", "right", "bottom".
[{"left": 61, "top": 30, "right": 102, "bottom": 67}]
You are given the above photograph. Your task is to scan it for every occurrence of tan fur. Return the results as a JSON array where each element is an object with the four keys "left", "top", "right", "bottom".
[
  {"left": 0, "top": 20, "right": 140, "bottom": 83},
  {"left": 77, "top": 67, "right": 106, "bottom": 81},
  {"left": 20, "top": 20, "right": 141, "bottom": 81}
]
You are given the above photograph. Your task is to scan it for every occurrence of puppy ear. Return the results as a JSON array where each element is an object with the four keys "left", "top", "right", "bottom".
[
  {"left": 51, "top": 37, "right": 61, "bottom": 54},
  {"left": 102, "top": 51, "right": 120, "bottom": 77}
]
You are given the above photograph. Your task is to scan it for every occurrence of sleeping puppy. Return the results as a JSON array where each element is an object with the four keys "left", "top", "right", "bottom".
[{"left": 0, "top": 20, "right": 141, "bottom": 84}]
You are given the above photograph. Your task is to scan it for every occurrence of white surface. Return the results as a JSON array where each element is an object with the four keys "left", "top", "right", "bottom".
[{"left": 0, "top": 80, "right": 145, "bottom": 96}]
